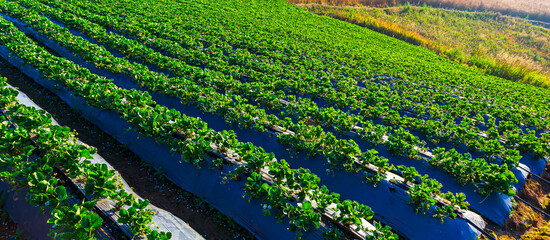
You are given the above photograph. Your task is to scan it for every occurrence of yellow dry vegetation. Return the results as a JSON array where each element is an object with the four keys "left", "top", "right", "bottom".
[
  {"left": 296, "top": 3, "right": 550, "bottom": 87},
  {"left": 288, "top": 0, "right": 550, "bottom": 21}
]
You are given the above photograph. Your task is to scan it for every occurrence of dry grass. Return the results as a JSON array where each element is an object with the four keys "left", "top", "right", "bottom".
[
  {"left": 289, "top": 0, "right": 550, "bottom": 22},
  {"left": 518, "top": 180, "right": 546, "bottom": 210},
  {"left": 506, "top": 203, "right": 543, "bottom": 233},
  {"left": 520, "top": 224, "right": 550, "bottom": 240},
  {"left": 299, "top": 4, "right": 550, "bottom": 87},
  {"left": 478, "top": 177, "right": 550, "bottom": 240},
  {"left": 421, "top": 0, "right": 550, "bottom": 22}
]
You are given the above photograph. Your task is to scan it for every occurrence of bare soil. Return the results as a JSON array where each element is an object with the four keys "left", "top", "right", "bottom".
[{"left": 0, "top": 209, "right": 21, "bottom": 240}]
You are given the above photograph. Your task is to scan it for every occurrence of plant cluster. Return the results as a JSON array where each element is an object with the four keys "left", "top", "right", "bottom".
[
  {"left": 14, "top": 0, "right": 536, "bottom": 194},
  {"left": 0, "top": 0, "right": 476, "bottom": 221},
  {"left": 0, "top": 78, "right": 169, "bottom": 239},
  {"left": 1, "top": 0, "right": 550, "bottom": 238},
  {"left": 0, "top": 16, "right": 397, "bottom": 239}
]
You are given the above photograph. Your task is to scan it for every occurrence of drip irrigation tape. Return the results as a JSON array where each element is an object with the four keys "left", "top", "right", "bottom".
[{"left": 513, "top": 195, "right": 550, "bottom": 219}]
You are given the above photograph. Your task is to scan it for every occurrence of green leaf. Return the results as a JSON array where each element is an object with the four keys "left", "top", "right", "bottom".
[
  {"left": 302, "top": 201, "right": 312, "bottom": 210},
  {"left": 89, "top": 214, "right": 103, "bottom": 228},
  {"left": 119, "top": 208, "right": 129, "bottom": 218},
  {"left": 260, "top": 183, "right": 269, "bottom": 192},
  {"left": 81, "top": 149, "right": 92, "bottom": 159}
]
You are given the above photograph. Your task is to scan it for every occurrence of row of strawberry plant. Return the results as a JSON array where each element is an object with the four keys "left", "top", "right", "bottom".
[
  {"left": 55, "top": 1, "right": 550, "bottom": 133},
  {"left": 35, "top": 0, "right": 550, "bottom": 164},
  {"left": 7, "top": 0, "right": 522, "bottom": 202},
  {"left": 0, "top": 78, "right": 171, "bottom": 239},
  {"left": 0, "top": 15, "right": 397, "bottom": 239},
  {"left": 24, "top": 0, "right": 526, "bottom": 172},
  {"left": 1, "top": 0, "right": 482, "bottom": 220}
]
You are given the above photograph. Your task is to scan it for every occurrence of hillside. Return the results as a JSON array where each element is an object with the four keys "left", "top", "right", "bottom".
[
  {"left": 289, "top": 0, "right": 550, "bottom": 22},
  {"left": 299, "top": 4, "right": 550, "bottom": 87},
  {"left": 0, "top": 0, "right": 548, "bottom": 239}
]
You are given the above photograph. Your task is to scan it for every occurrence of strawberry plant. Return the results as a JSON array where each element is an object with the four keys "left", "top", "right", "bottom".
[
  {"left": 118, "top": 199, "right": 156, "bottom": 237},
  {"left": 5, "top": 0, "right": 550, "bottom": 236},
  {"left": 335, "top": 200, "right": 374, "bottom": 231}
]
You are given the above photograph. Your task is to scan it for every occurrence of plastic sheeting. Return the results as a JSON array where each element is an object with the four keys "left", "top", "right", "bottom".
[
  {"left": 0, "top": 180, "right": 52, "bottom": 238},
  {"left": 0, "top": 40, "right": 324, "bottom": 240},
  {"left": 0, "top": 14, "right": 504, "bottom": 237},
  {"left": 10, "top": 85, "right": 204, "bottom": 240},
  {"left": 0, "top": 20, "right": 484, "bottom": 240}
]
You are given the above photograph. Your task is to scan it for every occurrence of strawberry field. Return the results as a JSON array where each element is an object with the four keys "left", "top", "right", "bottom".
[{"left": 0, "top": 0, "right": 549, "bottom": 239}]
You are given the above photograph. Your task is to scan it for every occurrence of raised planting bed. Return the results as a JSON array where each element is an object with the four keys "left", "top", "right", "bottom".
[
  {"left": 0, "top": 81, "right": 204, "bottom": 239},
  {"left": 0, "top": 8, "right": 493, "bottom": 240}
]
